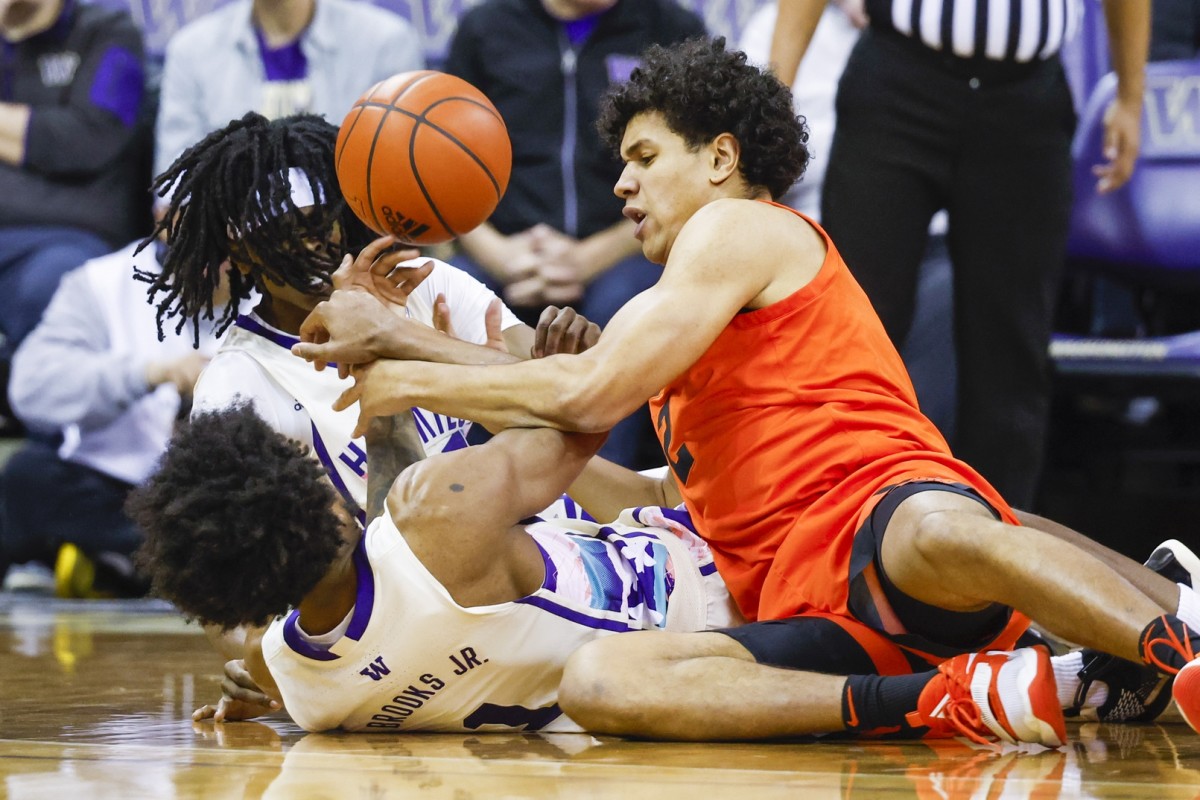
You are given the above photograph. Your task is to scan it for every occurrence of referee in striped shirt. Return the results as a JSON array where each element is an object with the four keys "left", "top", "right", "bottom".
[{"left": 770, "top": 0, "right": 1149, "bottom": 510}]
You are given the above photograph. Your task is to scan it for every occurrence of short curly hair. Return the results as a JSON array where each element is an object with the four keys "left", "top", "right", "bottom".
[
  {"left": 127, "top": 404, "right": 347, "bottom": 630},
  {"left": 597, "top": 37, "right": 809, "bottom": 200}
]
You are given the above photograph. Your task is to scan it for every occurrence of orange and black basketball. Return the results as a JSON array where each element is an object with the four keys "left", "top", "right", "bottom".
[{"left": 335, "top": 71, "right": 511, "bottom": 245}]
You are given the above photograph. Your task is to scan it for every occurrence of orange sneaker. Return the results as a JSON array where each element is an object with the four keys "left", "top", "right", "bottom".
[{"left": 912, "top": 649, "right": 1067, "bottom": 747}]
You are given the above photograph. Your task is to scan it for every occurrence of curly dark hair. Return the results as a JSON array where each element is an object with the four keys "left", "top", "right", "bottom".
[
  {"left": 127, "top": 403, "right": 348, "bottom": 630},
  {"left": 597, "top": 37, "right": 809, "bottom": 200},
  {"left": 138, "top": 112, "right": 375, "bottom": 345}
]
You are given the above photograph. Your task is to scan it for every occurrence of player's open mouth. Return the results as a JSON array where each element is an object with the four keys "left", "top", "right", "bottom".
[{"left": 623, "top": 207, "right": 647, "bottom": 239}]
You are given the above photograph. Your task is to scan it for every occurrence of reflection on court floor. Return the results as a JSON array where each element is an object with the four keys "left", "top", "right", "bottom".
[{"left": 3, "top": 593, "right": 1199, "bottom": 799}]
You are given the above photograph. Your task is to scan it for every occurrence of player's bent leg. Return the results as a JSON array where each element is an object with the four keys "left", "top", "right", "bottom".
[
  {"left": 559, "top": 630, "right": 845, "bottom": 741},
  {"left": 878, "top": 489, "right": 1162, "bottom": 665},
  {"left": 1014, "top": 510, "right": 1180, "bottom": 611}
]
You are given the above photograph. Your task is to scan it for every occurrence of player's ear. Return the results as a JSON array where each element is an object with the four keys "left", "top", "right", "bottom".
[{"left": 709, "top": 133, "right": 741, "bottom": 186}]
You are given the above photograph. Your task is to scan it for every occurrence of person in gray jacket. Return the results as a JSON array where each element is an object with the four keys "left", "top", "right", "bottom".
[
  {"left": 0, "top": 239, "right": 221, "bottom": 596},
  {"left": 153, "top": 0, "right": 422, "bottom": 180}
]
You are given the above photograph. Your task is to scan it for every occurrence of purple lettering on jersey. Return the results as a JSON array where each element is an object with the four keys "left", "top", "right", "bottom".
[
  {"left": 411, "top": 408, "right": 436, "bottom": 443},
  {"left": 359, "top": 655, "right": 390, "bottom": 681},
  {"left": 442, "top": 430, "right": 468, "bottom": 452},
  {"left": 338, "top": 441, "right": 368, "bottom": 477},
  {"left": 89, "top": 45, "right": 144, "bottom": 127},
  {"left": 310, "top": 422, "right": 363, "bottom": 526}
]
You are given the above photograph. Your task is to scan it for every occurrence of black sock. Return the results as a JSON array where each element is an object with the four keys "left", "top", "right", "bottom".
[
  {"left": 1139, "top": 614, "right": 1200, "bottom": 675},
  {"left": 842, "top": 672, "right": 936, "bottom": 737}
]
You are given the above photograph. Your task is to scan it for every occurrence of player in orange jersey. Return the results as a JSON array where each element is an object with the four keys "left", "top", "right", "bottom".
[{"left": 292, "top": 38, "right": 1200, "bottom": 741}]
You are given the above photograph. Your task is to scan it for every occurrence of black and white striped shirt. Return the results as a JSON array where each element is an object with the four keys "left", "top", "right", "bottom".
[{"left": 866, "top": 0, "right": 1082, "bottom": 62}]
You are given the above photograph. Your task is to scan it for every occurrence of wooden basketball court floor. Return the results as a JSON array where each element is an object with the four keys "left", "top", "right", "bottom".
[{"left": 3, "top": 592, "right": 1200, "bottom": 799}]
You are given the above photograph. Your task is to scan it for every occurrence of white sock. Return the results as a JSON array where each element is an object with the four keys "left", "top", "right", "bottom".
[
  {"left": 1051, "top": 650, "right": 1108, "bottom": 710},
  {"left": 1175, "top": 583, "right": 1200, "bottom": 632}
]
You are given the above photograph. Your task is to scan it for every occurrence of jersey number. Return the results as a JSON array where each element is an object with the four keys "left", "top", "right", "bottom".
[
  {"left": 656, "top": 399, "right": 694, "bottom": 485},
  {"left": 463, "top": 702, "right": 562, "bottom": 731}
]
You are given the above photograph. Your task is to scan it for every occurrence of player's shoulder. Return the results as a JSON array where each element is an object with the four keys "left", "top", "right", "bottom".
[
  {"left": 673, "top": 199, "right": 825, "bottom": 286},
  {"left": 679, "top": 198, "right": 813, "bottom": 252},
  {"left": 194, "top": 349, "right": 279, "bottom": 404}
]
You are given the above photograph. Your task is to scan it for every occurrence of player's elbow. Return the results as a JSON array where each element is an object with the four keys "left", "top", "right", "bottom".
[{"left": 555, "top": 375, "right": 636, "bottom": 434}]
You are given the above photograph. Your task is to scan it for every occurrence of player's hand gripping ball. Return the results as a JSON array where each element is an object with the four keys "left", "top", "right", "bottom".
[{"left": 336, "top": 71, "right": 512, "bottom": 245}]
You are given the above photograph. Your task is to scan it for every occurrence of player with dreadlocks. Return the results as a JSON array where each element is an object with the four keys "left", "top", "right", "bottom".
[
  {"left": 141, "top": 112, "right": 373, "bottom": 345},
  {"left": 140, "top": 111, "right": 600, "bottom": 521}
]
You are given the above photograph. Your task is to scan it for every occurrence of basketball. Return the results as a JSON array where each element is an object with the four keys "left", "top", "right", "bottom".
[{"left": 335, "top": 71, "right": 512, "bottom": 245}]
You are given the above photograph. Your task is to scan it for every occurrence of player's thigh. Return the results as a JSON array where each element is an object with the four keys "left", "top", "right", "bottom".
[{"left": 571, "top": 630, "right": 754, "bottom": 677}]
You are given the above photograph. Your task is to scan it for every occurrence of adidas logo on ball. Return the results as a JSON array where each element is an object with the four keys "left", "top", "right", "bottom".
[{"left": 381, "top": 206, "right": 431, "bottom": 241}]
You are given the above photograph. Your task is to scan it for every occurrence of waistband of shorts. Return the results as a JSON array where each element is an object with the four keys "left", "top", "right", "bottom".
[{"left": 868, "top": 24, "right": 1059, "bottom": 86}]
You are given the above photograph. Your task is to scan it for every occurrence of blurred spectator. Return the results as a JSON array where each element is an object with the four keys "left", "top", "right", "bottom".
[
  {"left": 739, "top": 0, "right": 864, "bottom": 218},
  {"left": 0, "top": 238, "right": 221, "bottom": 596},
  {"left": 154, "top": 0, "right": 422, "bottom": 179},
  {"left": 771, "top": 0, "right": 1150, "bottom": 509},
  {"left": 0, "top": 0, "right": 149, "bottom": 428},
  {"left": 443, "top": 0, "right": 705, "bottom": 469}
]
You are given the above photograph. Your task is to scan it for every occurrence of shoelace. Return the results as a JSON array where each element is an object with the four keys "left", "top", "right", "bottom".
[
  {"left": 940, "top": 671, "right": 996, "bottom": 747},
  {"left": 1141, "top": 615, "right": 1198, "bottom": 676}
]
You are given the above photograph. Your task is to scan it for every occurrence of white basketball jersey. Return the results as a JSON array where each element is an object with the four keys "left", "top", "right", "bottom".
[
  {"left": 193, "top": 258, "right": 518, "bottom": 513},
  {"left": 260, "top": 506, "right": 739, "bottom": 733}
]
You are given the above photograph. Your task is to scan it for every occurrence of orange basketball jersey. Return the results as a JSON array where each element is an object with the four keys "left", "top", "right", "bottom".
[{"left": 650, "top": 204, "right": 1017, "bottom": 623}]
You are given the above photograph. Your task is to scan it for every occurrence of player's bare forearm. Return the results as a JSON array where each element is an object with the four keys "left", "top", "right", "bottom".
[
  {"left": 364, "top": 412, "right": 427, "bottom": 521},
  {"left": 375, "top": 320, "right": 521, "bottom": 366},
  {"left": 352, "top": 355, "right": 614, "bottom": 435},
  {"left": 568, "top": 457, "right": 680, "bottom": 523},
  {"left": 345, "top": 203, "right": 782, "bottom": 436}
]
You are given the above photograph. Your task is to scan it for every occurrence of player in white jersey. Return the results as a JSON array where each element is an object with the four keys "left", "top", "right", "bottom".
[
  {"left": 129, "top": 402, "right": 741, "bottom": 733},
  {"left": 139, "top": 112, "right": 599, "bottom": 519}
]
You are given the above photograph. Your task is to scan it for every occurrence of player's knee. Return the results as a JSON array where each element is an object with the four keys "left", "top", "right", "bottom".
[
  {"left": 909, "top": 510, "right": 989, "bottom": 568},
  {"left": 559, "top": 635, "right": 650, "bottom": 733}
]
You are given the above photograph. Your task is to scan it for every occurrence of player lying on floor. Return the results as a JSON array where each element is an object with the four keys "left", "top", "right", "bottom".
[
  {"left": 131, "top": 403, "right": 1192, "bottom": 744},
  {"left": 128, "top": 402, "right": 741, "bottom": 733}
]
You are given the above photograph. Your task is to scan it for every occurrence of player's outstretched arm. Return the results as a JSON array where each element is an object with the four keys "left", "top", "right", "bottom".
[
  {"left": 386, "top": 425, "right": 608, "bottom": 605},
  {"left": 333, "top": 199, "right": 811, "bottom": 436},
  {"left": 567, "top": 458, "right": 682, "bottom": 523}
]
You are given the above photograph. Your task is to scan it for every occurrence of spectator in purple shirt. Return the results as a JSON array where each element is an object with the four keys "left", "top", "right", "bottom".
[{"left": 0, "top": 0, "right": 148, "bottom": 429}]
